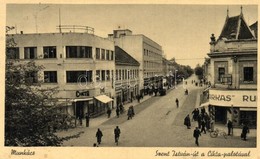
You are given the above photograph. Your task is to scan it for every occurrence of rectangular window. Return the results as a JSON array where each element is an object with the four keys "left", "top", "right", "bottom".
[
  {"left": 111, "top": 51, "right": 114, "bottom": 60},
  {"left": 244, "top": 67, "right": 253, "bottom": 82},
  {"left": 106, "top": 50, "right": 109, "bottom": 60},
  {"left": 101, "top": 49, "right": 105, "bottom": 60},
  {"left": 96, "top": 70, "right": 100, "bottom": 81},
  {"left": 144, "top": 49, "right": 146, "bottom": 56},
  {"left": 96, "top": 48, "right": 100, "bottom": 59},
  {"left": 25, "top": 71, "right": 38, "bottom": 83},
  {"left": 66, "top": 46, "right": 92, "bottom": 58},
  {"left": 218, "top": 67, "right": 225, "bottom": 81},
  {"left": 43, "top": 46, "right": 56, "bottom": 58},
  {"left": 44, "top": 71, "right": 57, "bottom": 83},
  {"left": 119, "top": 70, "right": 122, "bottom": 80},
  {"left": 101, "top": 70, "right": 106, "bottom": 81},
  {"left": 125, "top": 70, "right": 127, "bottom": 79},
  {"left": 66, "top": 71, "right": 92, "bottom": 83},
  {"left": 24, "top": 47, "right": 37, "bottom": 59},
  {"left": 116, "top": 70, "right": 118, "bottom": 80},
  {"left": 106, "top": 70, "right": 110, "bottom": 80},
  {"left": 7, "top": 47, "right": 19, "bottom": 59}
]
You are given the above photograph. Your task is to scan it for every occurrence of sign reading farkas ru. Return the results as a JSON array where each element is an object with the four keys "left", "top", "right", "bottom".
[{"left": 209, "top": 90, "right": 256, "bottom": 107}]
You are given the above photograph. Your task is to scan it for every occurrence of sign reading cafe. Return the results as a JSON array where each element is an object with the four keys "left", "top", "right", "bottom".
[{"left": 209, "top": 90, "right": 256, "bottom": 107}]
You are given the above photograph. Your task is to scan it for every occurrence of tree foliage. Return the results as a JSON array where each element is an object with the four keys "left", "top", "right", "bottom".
[
  {"left": 5, "top": 27, "right": 76, "bottom": 146},
  {"left": 194, "top": 64, "right": 204, "bottom": 80}
]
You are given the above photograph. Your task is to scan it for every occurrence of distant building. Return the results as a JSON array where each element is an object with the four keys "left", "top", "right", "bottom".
[
  {"left": 108, "top": 29, "right": 163, "bottom": 95},
  {"left": 206, "top": 9, "right": 257, "bottom": 127},
  {"left": 7, "top": 28, "right": 115, "bottom": 118},
  {"left": 115, "top": 46, "right": 140, "bottom": 105}
]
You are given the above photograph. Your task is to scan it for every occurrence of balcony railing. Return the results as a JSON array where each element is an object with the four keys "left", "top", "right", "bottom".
[{"left": 56, "top": 25, "right": 94, "bottom": 34}]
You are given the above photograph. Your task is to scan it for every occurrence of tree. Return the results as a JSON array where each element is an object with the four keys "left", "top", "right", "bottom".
[
  {"left": 5, "top": 26, "right": 77, "bottom": 146},
  {"left": 194, "top": 64, "right": 204, "bottom": 80}
]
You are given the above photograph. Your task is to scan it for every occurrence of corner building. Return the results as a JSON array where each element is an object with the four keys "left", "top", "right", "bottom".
[
  {"left": 8, "top": 32, "right": 115, "bottom": 118},
  {"left": 206, "top": 9, "right": 257, "bottom": 127}
]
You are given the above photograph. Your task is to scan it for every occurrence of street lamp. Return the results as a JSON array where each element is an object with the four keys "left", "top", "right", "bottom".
[{"left": 175, "top": 70, "right": 178, "bottom": 88}]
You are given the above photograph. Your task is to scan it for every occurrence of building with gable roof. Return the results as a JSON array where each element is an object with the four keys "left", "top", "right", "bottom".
[
  {"left": 114, "top": 46, "right": 140, "bottom": 105},
  {"left": 205, "top": 7, "right": 257, "bottom": 127}
]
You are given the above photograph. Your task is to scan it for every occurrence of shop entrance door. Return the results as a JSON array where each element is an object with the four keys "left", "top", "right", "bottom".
[{"left": 215, "top": 107, "right": 227, "bottom": 124}]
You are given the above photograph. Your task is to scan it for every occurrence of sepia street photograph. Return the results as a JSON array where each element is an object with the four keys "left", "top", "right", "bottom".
[{"left": 3, "top": 2, "right": 258, "bottom": 158}]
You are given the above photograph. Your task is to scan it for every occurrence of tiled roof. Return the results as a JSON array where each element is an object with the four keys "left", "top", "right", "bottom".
[
  {"left": 219, "top": 14, "right": 254, "bottom": 40},
  {"left": 115, "top": 46, "right": 140, "bottom": 66}
]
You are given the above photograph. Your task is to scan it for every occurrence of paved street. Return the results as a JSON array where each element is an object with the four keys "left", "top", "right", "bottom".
[{"left": 57, "top": 75, "right": 256, "bottom": 147}]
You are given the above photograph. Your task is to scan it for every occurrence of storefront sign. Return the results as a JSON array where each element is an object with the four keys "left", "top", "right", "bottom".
[
  {"left": 209, "top": 90, "right": 256, "bottom": 107},
  {"left": 76, "top": 90, "right": 89, "bottom": 97}
]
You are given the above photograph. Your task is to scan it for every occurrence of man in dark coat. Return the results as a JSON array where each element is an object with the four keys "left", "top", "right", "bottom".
[
  {"left": 201, "top": 119, "right": 206, "bottom": 134},
  {"left": 96, "top": 128, "right": 103, "bottom": 145},
  {"left": 116, "top": 107, "right": 120, "bottom": 118},
  {"left": 197, "top": 114, "right": 202, "bottom": 129},
  {"left": 114, "top": 126, "right": 121, "bottom": 145},
  {"left": 184, "top": 114, "right": 191, "bottom": 129},
  {"left": 193, "top": 127, "right": 201, "bottom": 146},
  {"left": 175, "top": 98, "right": 179, "bottom": 108},
  {"left": 107, "top": 109, "right": 111, "bottom": 118},
  {"left": 127, "top": 108, "right": 132, "bottom": 120},
  {"left": 241, "top": 124, "right": 249, "bottom": 141},
  {"left": 85, "top": 113, "right": 90, "bottom": 127},
  {"left": 227, "top": 120, "right": 233, "bottom": 135}
]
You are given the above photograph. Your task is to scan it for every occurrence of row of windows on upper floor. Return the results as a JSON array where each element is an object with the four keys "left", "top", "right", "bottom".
[
  {"left": 8, "top": 70, "right": 140, "bottom": 84},
  {"left": 143, "top": 48, "right": 161, "bottom": 57},
  {"left": 144, "top": 60, "right": 162, "bottom": 68},
  {"left": 6, "top": 46, "right": 114, "bottom": 60},
  {"left": 115, "top": 69, "right": 139, "bottom": 81}
]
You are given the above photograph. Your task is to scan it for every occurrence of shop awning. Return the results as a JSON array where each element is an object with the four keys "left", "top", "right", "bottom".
[
  {"left": 73, "top": 98, "right": 93, "bottom": 102},
  {"left": 240, "top": 107, "right": 257, "bottom": 111},
  {"left": 199, "top": 102, "right": 210, "bottom": 107},
  {"left": 95, "top": 95, "right": 113, "bottom": 104}
]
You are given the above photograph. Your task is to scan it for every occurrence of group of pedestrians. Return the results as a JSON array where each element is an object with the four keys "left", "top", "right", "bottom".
[{"left": 95, "top": 126, "right": 121, "bottom": 146}]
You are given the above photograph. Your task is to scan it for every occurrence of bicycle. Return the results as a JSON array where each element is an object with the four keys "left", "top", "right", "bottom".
[{"left": 210, "top": 128, "right": 227, "bottom": 139}]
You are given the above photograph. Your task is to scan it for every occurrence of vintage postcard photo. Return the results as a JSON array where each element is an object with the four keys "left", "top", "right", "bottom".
[{"left": 1, "top": 1, "right": 259, "bottom": 159}]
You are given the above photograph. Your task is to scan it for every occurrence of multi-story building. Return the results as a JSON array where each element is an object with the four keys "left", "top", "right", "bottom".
[
  {"left": 108, "top": 29, "right": 163, "bottom": 95},
  {"left": 7, "top": 27, "right": 115, "bottom": 118},
  {"left": 115, "top": 46, "right": 140, "bottom": 105},
  {"left": 206, "top": 9, "right": 257, "bottom": 127}
]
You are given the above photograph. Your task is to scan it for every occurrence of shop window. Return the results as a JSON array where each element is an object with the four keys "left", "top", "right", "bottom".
[
  {"left": 43, "top": 46, "right": 56, "bottom": 58},
  {"left": 66, "top": 71, "right": 92, "bottom": 83},
  {"left": 66, "top": 46, "right": 92, "bottom": 58},
  {"left": 44, "top": 71, "right": 57, "bottom": 83},
  {"left": 24, "top": 47, "right": 37, "bottom": 59},
  {"left": 218, "top": 67, "right": 225, "bottom": 82},
  {"left": 7, "top": 47, "right": 19, "bottom": 59},
  {"left": 243, "top": 67, "right": 253, "bottom": 82},
  {"left": 96, "top": 48, "right": 100, "bottom": 60}
]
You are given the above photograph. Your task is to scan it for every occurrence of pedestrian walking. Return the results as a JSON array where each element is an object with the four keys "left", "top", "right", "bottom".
[
  {"left": 119, "top": 103, "right": 124, "bottom": 114},
  {"left": 241, "top": 124, "right": 250, "bottom": 141},
  {"left": 201, "top": 119, "right": 206, "bottom": 134},
  {"left": 193, "top": 127, "right": 201, "bottom": 146},
  {"left": 184, "top": 114, "right": 191, "bottom": 129},
  {"left": 107, "top": 108, "right": 111, "bottom": 118},
  {"left": 96, "top": 128, "right": 103, "bottom": 145},
  {"left": 197, "top": 114, "right": 202, "bottom": 129},
  {"left": 114, "top": 126, "right": 121, "bottom": 145},
  {"left": 85, "top": 113, "right": 90, "bottom": 127},
  {"left": 130, "top": 105, "right": 135, "bottom": 117},
  {"left": 175, "top": 98, "right": 179, "bottom": 108},
  {"left": 210, "top": 119, "right": 215, "bottom": 132},
  {"left": 116, "top": 107, "right": 120, "bottom": 118},
  {"left": 227, "top": 120, "right": 233, "bottom": 135},
  {"left": 127, "top": 108, "right": 132, "bottom": 120}
]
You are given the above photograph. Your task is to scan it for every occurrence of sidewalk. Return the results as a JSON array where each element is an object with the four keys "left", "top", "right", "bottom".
[
  {"left": 214, "top": 123, "right": 256, "bottom": 138},
  {"left": 79, "top": 94, "right": 152, "bottom": 128}
]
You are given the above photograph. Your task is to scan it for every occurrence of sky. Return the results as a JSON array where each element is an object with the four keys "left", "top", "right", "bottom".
[{"left": 6, "top": 4, "right": 258, "bottom": 68}]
